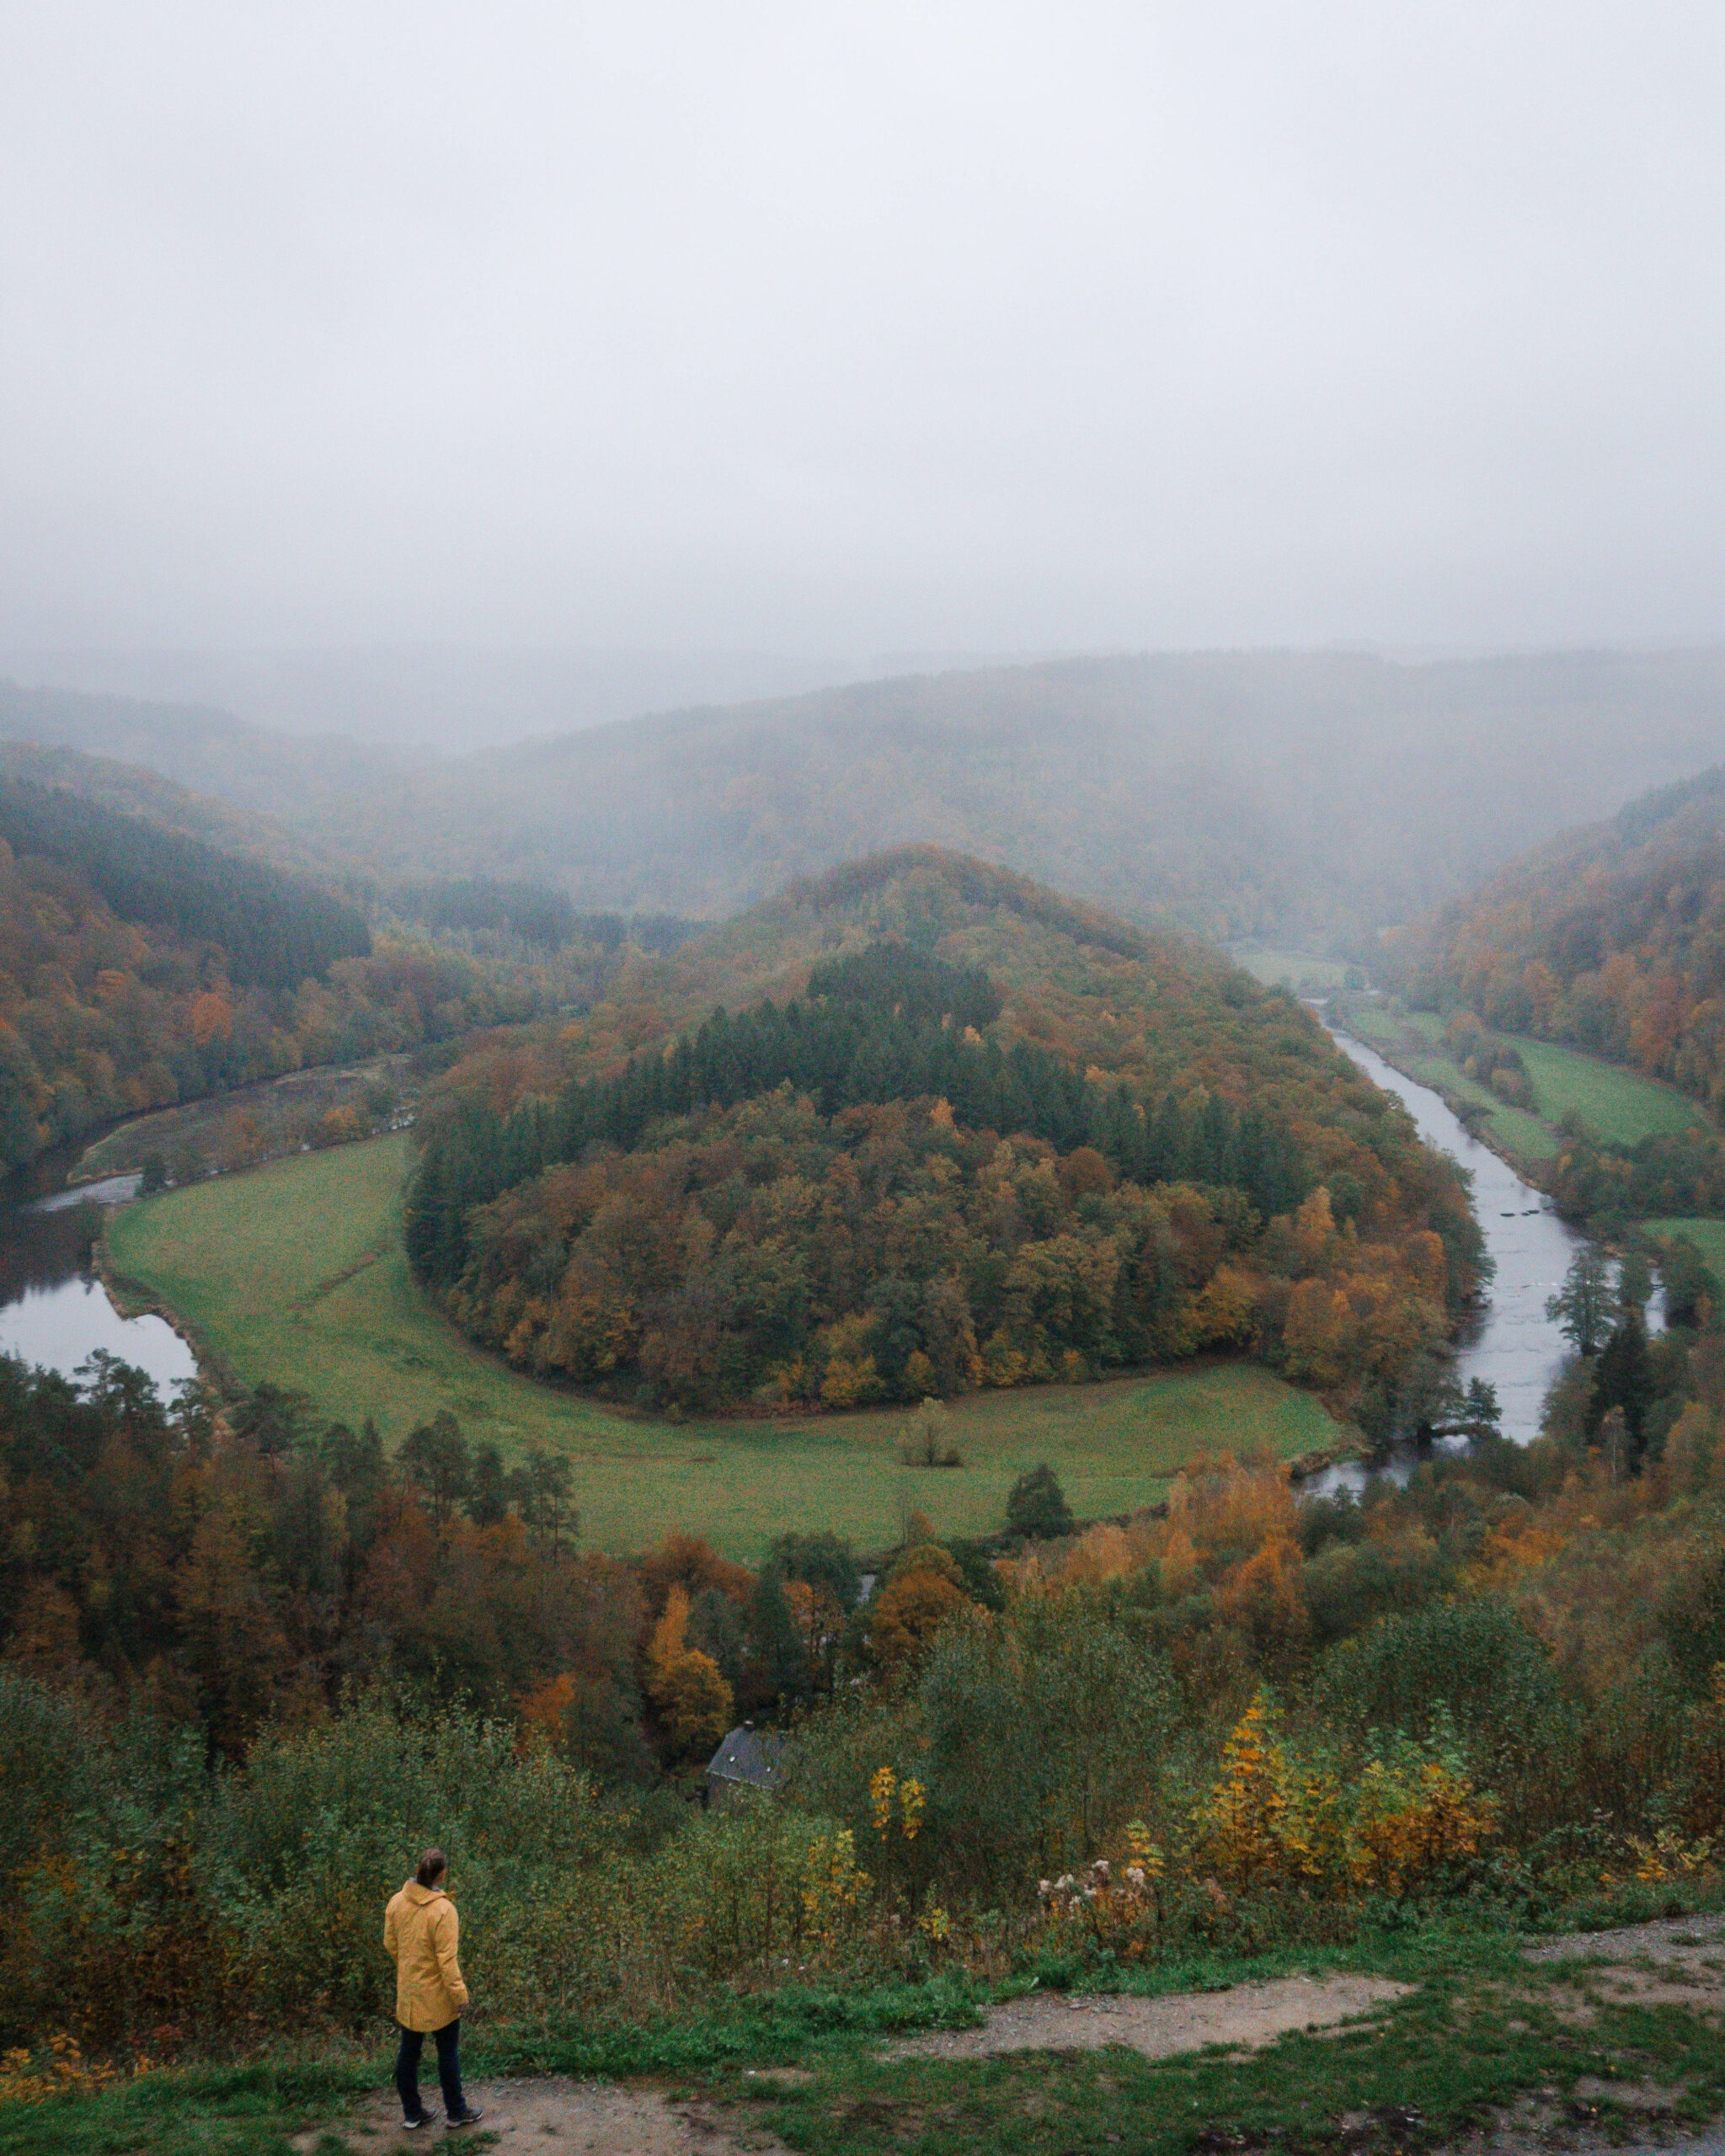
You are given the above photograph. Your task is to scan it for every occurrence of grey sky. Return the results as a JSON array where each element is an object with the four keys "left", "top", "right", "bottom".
[{"left": 5, "top": 3, "right": 1724, "bottom": 656}]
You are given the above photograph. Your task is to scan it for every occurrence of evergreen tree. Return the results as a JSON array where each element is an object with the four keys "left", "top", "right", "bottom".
[
  {"left": 1007, "top": 1463, "right": 1074, "bottom": 1540},
  {"left": 1546, "top": 1249, "right": 1614, "bottom": 1356},
  {"left": 467, "top": 1440, "right": 511, "bottom": 1527}
]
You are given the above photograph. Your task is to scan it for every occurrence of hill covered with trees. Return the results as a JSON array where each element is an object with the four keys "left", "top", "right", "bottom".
[
  {"left": 407, "top": 850, "right": 1483, "bottom": 1422},
  {"left": 12, "top": 648, "right": 1725, "bottom": 947},
  {"left": 1400, "top": 764, "right": 1725, "bottom": 1219},
  {"left": 0, "top": 778, "right": 673, "bottom": 1173}
]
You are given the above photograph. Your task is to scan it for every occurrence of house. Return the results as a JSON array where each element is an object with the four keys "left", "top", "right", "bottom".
[{"left": 704, "top": 1723, "right": 788, "bottom": 1808}]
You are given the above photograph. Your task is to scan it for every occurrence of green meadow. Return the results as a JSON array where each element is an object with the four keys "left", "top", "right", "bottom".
[
  {"left": 1511, "top": 1035, "right": 1706, "bottom": 1145},
  {"left": 1337, "top": 1002, "right": 1558, "bottom": 1164},
  {"left": 106, "top": 1134, "right": 1343, "bottom": 1563},
  {"left": 1230, "top": 944, "right": 1354, "bottom": 994},
  {"left": 1335, "top": 999, "right": 1711, "bottom": 1173},
  {"left": 1642, "top": 1216, "right": 1725, "bottom": 1276}
]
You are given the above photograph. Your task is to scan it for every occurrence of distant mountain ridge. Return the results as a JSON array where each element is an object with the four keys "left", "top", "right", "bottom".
[{"left": 8, "top": 648, "right": 1725, "bottom": 943}]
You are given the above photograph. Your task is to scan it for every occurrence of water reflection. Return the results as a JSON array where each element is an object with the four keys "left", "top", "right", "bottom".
[
  {"left": 1305, "top": 1029, "right": 1599, "bottom": 1496},
  {"left": 1334, "top": 1033, "right": 1592, "bottom": 1445},
  {"left": 0, "top": 1160, "right": 197, "bottom": 1391}
]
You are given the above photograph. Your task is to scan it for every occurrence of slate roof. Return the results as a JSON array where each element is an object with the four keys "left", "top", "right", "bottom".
[{"left": 705, "top": 1726, "right": 788, "bottom": 1788}]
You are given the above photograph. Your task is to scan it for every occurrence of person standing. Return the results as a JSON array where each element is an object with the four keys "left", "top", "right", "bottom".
[{"left": 383, "top": 1848, "right": 484, "bottom": 2130}]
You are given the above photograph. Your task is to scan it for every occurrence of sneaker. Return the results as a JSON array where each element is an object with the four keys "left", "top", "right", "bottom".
[
  {"left": 403, "top": 2114, "right": 435, "bottom": 2130},
  {"left": 445, "top": 2108, "right": 484, "bottom": 2128}
]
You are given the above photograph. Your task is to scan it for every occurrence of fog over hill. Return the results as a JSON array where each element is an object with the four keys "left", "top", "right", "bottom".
[
  {"left": 6, "top": 646, "right": 1725, "bottom": 948},
  {"left": 0, "top": 645, "right": 1020, "bottom": 752}
]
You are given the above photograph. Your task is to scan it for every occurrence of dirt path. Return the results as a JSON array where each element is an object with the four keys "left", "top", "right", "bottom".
[
  {"left": 888, "top": 1972, "right": 1413, "bottom": 2061},
  {"left": 296, "top": 1972, "right": 1412, "bottom": 2152},
  {"left": 296, "top": 1922, "right": 1725, "bottom": 2154},
  {"left": 292, "top": 2078, "right": 795, "bottom": 2153}
]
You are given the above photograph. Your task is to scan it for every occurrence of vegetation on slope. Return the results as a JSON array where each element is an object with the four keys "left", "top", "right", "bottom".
[
  {"left": 0, "top": 778, "right": 370, "bottom": 994},
  {"left": 405, "top": 851, "right": 1483, "bottom": 1420},
  {"left": 0, "top": 769, "right": 724, "bottom": 1173},
  {"left": 3, "top": 1315, "right": 1724, "bottom": 2084},
  {"left": 1393, "top": 762, "right": 1725, "bottom": 1224},
  {"left": 16, "top": 648, "right": 1725, "bottom": 944}
]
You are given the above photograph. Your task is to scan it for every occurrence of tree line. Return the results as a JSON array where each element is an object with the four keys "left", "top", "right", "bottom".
[{"left": 0, "top": 778, "right": 371, "bottom": 992}]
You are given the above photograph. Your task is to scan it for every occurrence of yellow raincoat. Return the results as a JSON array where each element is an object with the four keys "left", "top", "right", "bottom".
[{"left": 383, "top": 1879, "right": 470, "bottom": 2031}]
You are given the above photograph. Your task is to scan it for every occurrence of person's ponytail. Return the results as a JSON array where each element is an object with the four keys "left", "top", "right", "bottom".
[{"left": 414, "top": 1847, "right": 447, "bottom": 1889}]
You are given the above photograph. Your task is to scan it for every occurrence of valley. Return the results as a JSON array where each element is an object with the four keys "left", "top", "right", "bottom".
[{"left": 4, "top": 669, "right": 1725, "bottom": 2156}]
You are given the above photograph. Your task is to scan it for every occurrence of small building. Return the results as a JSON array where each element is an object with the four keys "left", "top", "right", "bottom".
[{"left": 704, "top": 1724, "right": 788, "bottom": 1809}]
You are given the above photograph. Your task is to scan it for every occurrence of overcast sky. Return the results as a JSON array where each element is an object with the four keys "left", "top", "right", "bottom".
[{"left": 5, "top": 2, "right": 1725, "bottom": 658}]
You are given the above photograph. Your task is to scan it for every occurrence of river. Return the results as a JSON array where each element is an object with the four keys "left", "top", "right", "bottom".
[
  {"left": 0, "top": 1150, "right": 197, "bottom": 1392},
  {"left": 0, "top": 1041, "right": 1595, "bottom": 1437},
  {"left": 1325, "top": 1028, "right": 1595, "bottom": 1453}
]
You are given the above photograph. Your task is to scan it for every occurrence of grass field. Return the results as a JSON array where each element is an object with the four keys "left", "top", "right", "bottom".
[
  {"left": 1336, "top": 1002, "right": 1558, "bottom": 1164},
  {"left": 1642, "top": 1216, "right": 1725, "bottom": 1276},
  {"left": 1230, "top": 945, "right": 1354, "bottom": 994},
  {"left": 106, "top": 1135, "right": 1343, "bottom": 1562},
  {"left": 1511, "top": 1036, "right": 1707, "bottom": 1146},
  {"left": 1334, "top": 1001, "right": 1712, "bottom": 1169}
]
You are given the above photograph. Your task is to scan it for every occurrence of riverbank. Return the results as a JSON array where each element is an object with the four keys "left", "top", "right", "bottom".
[
  {"left": 1321, "top": 1025, "right": 1588, "bottom": 1447},
  {"left": 1328, "top": 993, "right": 1708, "bottom": 1183},
  {"left": 68, "top": 1052, "right": 420, "bottom": 1188}
]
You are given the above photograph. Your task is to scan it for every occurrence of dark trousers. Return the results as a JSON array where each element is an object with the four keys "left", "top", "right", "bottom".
[{"left": 395, "top": 2018, "right": 464, "bottom": 2121}]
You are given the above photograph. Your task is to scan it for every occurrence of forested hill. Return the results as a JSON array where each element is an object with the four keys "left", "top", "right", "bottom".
[
  {"left": 0, "top": 779, "right": 370, "bottom": 1166},
  {"left": 12, "top": 649, "right": 1725, "bottom": 945},
  {"left": 1404, "top": 763, "right": 1725, "bottom": 1108},
  {"left": 0, "top": 780, "right": 370, "bottom": 994},
  {"left": 1392, "top": 765, "right": 1725, "bottom": 1221},
  {"left": 408, "top": 849, "right": 1484, "bottom": 1422}
]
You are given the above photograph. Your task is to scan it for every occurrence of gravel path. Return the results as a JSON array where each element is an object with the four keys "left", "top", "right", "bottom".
[
  {"left": 1524, "top": 1911, "right": 1725, "bottom": 1964},
  {"left": 888, "top": 1972, "right": 1413, "bottom": 2061}
]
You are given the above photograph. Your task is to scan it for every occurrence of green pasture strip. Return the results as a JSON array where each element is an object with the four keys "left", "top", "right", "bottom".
[
  {"left": 106, "top": 1137, "right": 1341, "bottom": 1564},
  {"left": 1230, "top": 946, "right": 1352, "bottom": 993},
  {"left": 1335, "top": 1004, "right": 1557, "bottom": 1166},
  {"left": 1343, "top": 999, "right": 1707, "bottom": 1160},
  {"left": 1505, "top": 1036, "right": 1708, "bottom": 1147},
  {"left": 1642, "top": 1217, "right": 1725, "bottom": 1273}
]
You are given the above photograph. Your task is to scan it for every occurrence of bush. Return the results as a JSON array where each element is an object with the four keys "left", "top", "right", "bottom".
[{"left": 1007, "top": 1465, "right": 1073, "bottom": 1540}]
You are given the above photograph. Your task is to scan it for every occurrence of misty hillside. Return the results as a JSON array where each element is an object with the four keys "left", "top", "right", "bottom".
[
  {"left": 0, "top": 734, "right": 344, "bottom": 879},
  {"left": 1404, "top": 760, "right": 1725, "bottom": 1112},
  {"left": 8, "top": 648, "right": 1725, "bottom": 943}
]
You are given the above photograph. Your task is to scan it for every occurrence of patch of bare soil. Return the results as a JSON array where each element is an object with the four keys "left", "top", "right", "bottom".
[
  {"left": 1428, "top": 1914, "right": 1725, "bottom": 2156},
  {"left": 1525, "top": 1911, "right": 1725, "bottom": 2023},
  {"left": 887, "top": 1972, "right": 1413, "bottom": 2061},
  {"left": 292, "top": 2078, "right": 794, "bottom": 2153},
  {"left": 1524, "top": 1911, "right": 1725, "bottom": 1968}
]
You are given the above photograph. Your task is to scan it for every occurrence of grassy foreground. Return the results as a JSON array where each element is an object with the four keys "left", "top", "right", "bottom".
[
  {"left": 105, "top": 1135, "right": 1341, "bottom": 1562},
  {"left": 10, "top": 1917, "right": 1725, "bottom": 2156}
]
